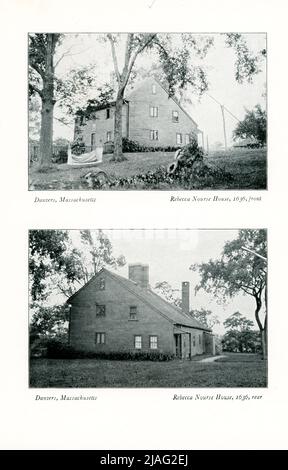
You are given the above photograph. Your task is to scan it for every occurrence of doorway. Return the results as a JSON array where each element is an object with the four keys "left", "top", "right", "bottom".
[{"left": 174, "top": 334, "right": 182, "bottom": 358}]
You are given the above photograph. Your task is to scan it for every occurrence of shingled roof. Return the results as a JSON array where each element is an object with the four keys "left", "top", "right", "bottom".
[{"left": 68, "top": 268, "right": 211, "bottom": 332}]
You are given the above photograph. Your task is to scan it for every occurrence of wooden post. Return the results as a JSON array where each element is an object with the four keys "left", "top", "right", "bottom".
[
  {"left": 201, "top": 131, "right": 204, "bottom": 150},
  {"left": 206, "top": 135, "right": 209, "bottom": 155},
  {"left": 220, "top": 105, "right": 227, "bottom": 151}
]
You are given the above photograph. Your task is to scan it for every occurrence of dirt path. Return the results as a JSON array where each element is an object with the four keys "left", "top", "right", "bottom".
[{"left": 199, "top": 355, "right": 226, "bottom": 363}]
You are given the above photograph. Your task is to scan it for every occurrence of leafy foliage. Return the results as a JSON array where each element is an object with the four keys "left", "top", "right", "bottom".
[
  {"left": 29, "top": 230, "right": 80, "bottom": 301},
  {"left": 189, "top": 308, "right": 220, "bottom": 329},
  {"left": 233, "top": 104, "right": 267, "bottom": 145},
  {"left": 224, "top": 33, "right": 266, "bottom": 83},
  {"left": 191, "top": 229, "right": 267, "bottom": 354},
  {"left": 222, "top": 312, "right": 261, "bottom": 353},
  {"left": 153, "top": 281, "right": 182, "bottom": 307},
  {"left": 45, "top": 342, "right": 174, "bottom": 361}
]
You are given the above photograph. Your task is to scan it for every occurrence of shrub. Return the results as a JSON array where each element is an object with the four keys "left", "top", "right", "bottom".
[{"left": 45, "top": 341, "right": 174, "bottom": 361}]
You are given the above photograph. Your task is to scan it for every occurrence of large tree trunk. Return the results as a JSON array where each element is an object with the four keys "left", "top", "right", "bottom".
[
  {"left": 38, "top": 98, "right": 54, "bottom": 167},
  {"left": 37, "top": 34, "right": 56, "bottom": 169},
  {"left": 254, "top": 294, "right": 267, "bottom": 359},
  {"left": 111, "top": 90, "right": 127, "bottom": 162}
]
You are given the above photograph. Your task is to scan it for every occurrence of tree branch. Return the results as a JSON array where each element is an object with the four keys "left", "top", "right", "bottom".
[
  {"left": 30, "top": 61, "right": 45, "bottom": 79},
  {"left": 123, "top": 34, "right": 157, "bottom": 89},
  {"left": 107, "top": 34, "right": 121, "bottom": 85},
  {"left": 29, "top": 83, "right": 44, "bottom": 99}
]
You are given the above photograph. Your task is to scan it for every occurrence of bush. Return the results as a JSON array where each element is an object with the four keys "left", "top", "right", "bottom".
[
  {"left": 106, "top": 137, "right": 180, "bottom": 154},
  {"left": 45, "top": 341, "right": 174, "bottom": 361},
  {"left": 71, "top": 140, "right": 86, "bottom": 155}
]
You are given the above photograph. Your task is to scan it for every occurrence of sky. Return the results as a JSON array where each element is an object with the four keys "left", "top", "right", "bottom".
[
  {"left": 51, "top": 33, "right": 266, "bottom": 148},
  {"left": 62, "top": 228, "right": 260, "bottom": 335}
]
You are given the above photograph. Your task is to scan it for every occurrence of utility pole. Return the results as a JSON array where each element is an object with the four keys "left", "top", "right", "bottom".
[
  {"left": 206, "top": 135, "right": 209, "bottom": 155},
  {"left": 220, "top": 104, "right": 227, "bottom": 151}
]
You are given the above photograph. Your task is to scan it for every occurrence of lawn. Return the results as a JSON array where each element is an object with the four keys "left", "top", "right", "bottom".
[
  {"left": 29, "top": 148, "right": 267, "bottom": 190},
  {"left": 29, "top": 353, "right": 267, "bottom": 388}
]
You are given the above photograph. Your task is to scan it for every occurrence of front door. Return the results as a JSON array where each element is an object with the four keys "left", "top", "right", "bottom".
[{"left": 174, "top": 334, "right": 182, "bottom": 358}]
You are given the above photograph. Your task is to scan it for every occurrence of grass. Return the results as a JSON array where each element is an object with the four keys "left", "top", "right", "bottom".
[
  {"left": 29, "top": 353, "right": 267, "bottom": 388},
  {"left": 29, "top": 148, "right": 267, "bottom": 190}
]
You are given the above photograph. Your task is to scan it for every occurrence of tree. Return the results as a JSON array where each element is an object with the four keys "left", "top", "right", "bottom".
[
  {"left": 189, "top": 308, "right": 220, "bottom": 329},
  {"left": 153, "top": 281, "right": 182, "bottom": 307},
  {"left": 233, "top": 104, "right": 267, "bottom": 146},
  {"left": 29, "top": 34, "right": 96, "bottom": 168},
  {"left": 104, "top": 33, "right": 265, "bottom": 161},
  {"left": 29, "top": 230, "right": 82, "bottom": 301},
  {"left": 222, "top": 312, "right": 261, "bottom": 353},
  {"left": 29, "top": 34, "right": 62, "bottom": 168},
  {"left": 191, "top": 229, "right": 267, "bottom": 357}
]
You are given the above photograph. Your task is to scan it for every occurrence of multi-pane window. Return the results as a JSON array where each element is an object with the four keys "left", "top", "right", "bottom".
[
  {"left": 150, "top": 106, "right": 158, "bottom": 117},
  {"left": 185, "top": 134, "right": 190, "bottom": 145},
  {"left": 96, "top": 305, "right": 106, "bottom": 317},
  {"left": 134, "top": 335, "right": 142, "bottom": 349},
  {"left": 172, "top": 110, "right": 179, "bottom": 122},
  {"left": 95, "top": 332, "right": 105, "bottom": 344},
  {"left": 176, "top": 133, "right": 182, "bottom": 144},
  {"left": 129, "top": 306, "right": 137, "bottom": 320},
  {"left": 106, "top": 108, "right": 110, "bottom": 119},
  {"left": 106, "top": 131, "right": 112, "bottom": 142},
  {"left": 91, "top": 133, "right": 96, "bottom": 148},
  {"left": 150, "top": 130, "right": 159, "bottom": 141},
  {"left": 149, "top": 336, "right": 158, "bottom": 349},
  {"left": 193, "top": 336, "right": 196, "bottom": 347},
  {"left": 152, "top": 84, "right": 156, "bottom": 94}
]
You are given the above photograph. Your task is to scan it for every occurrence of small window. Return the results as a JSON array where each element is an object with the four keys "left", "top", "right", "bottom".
[
  {"left": 134, "top": 335, "right": 142, "bottom": 349},
  {"left": 95, "top": 332, "right": 105, "bottom": 344},
  {"left": 193, "top": 336, "right": 196, "bottom": 347},
  {"left": 96, "top": 305, "right": 106, "bottom": 317},
  {"left": 96, "top": 278, "right": 105, "bottom": 290},
  {"left": 129, "top": 306, "right": 137, "bottom": 320},
  {"left": 152, "top": 84, "right": 156, "bottom": 94},
  {"left": 172, "top": 110, "right": 179, "bottom": 123},
  {"left": 176, "top": 133, "right": 182, "bottom": 144},
  {"left": 185, "top": 134, "right": 190, "bottom": 145},
  {"left": 106, "top": 108, "right": 110, "bottom": 119},
  {"left": 149, "top": 336, "right": 158, "bottom": 349},
  {"left": 149, "top": 106, "right": 158, "bottom": 118},
  {"left": 106, "top": 131, "right": 112, "bottom": 142},
  {"left": 199, "top": 334, "right": 201, "bottom": 345},
  {"left": 91, "top": 133, "right": 96, "bottom": 148},
  {"left": 150, "top": 130, "right": 159, "bottom": 141}
]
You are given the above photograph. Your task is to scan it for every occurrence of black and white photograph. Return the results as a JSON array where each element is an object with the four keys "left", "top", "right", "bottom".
[
  {"left": 28, "top": 33, "right": 267, "bottom": 191},
  {"left": 29, "top": 229, "right": 267, "bottom": 388}
]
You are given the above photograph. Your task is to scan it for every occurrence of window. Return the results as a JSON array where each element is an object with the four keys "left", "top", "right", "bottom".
[
  {"left": 96, "top": 278, "right": 105, "bottom": 291},
  {"left": 199, "top": 334, "right": 202, "bottom": 345},
  {"left": 176, "top": 133, "right": 182, "bottom": 144},
  {"left": 185, "top": 134, "right": 190, "bottom": 145},
  {"left": 106, "top": 108, "right": 110, "bottom": 119},
  {"left": 95, "top": 332, "right": 105, "bottom": 344},
  {"left": 193, "top": 336, "right": 196, "bottom": 347},
  {"left": 152, "top": 84, "right": 156, "bottom": 94},
  {"left": 134, "top": 335, "right": 142, "bottom": 349},
  {"left": 96, "top": 305, "right": 106, "bottom": 317},
  {"left": 149, "top": 336, "right": 158, "bottom": 349},
  {"left": 91, "top": 133, "right": 96, "bottom": 148},
  {"left": 106, "top": 131, "right": 112, "bottom": 142},
  {"left": 150, "top": 130, "right": 159, "bottom": 140},
  {"left": 129, "top": 306, "right": 137, "bottom": 320},
  {"left": 150, "top": 106, "right": 158, "bottom": 118},
  {"left": 172, "top": 110, "right": 179, "bottom": 122}
]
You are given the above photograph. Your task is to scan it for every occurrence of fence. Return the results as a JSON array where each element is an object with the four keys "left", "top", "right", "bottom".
[{"left": 29, "top": 143, "right": 69, "bottom": 165}]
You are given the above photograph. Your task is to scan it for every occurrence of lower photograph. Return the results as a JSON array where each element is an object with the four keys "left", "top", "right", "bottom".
[{"left": 29, "top": 228, "right": 267, "bottom": 388}]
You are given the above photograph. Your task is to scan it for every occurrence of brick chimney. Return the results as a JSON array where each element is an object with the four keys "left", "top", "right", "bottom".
[
  {"left": 182, "top": 281, "right": 190, "bottom": 315},
  {"left": 128, "top": 264, "right": 149, "bottom": 289}
]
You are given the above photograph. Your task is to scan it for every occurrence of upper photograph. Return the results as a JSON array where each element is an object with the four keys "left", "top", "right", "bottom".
[{"left": 28, "top": 33, "right": 267, "bottom": 191}]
